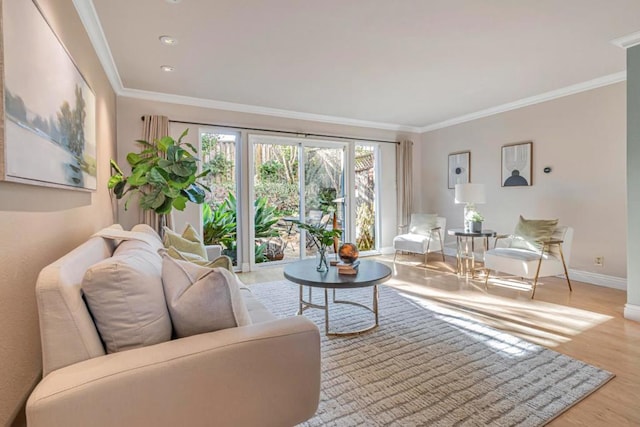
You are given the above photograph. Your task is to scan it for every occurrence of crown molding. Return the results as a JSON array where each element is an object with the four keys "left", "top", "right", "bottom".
[
  {"left": 72, "top": 0, "right": 124, "bottom": 93},
  {"left": 419, "top": 71, "right": 627, "bottom": 133},
  {"left": 73, "top": 0, "right": 627, "bottom": 136},
  {"left": 611, "top": 31, "right": 640, "bottom": 49},
  {"left": 119, "top": 88, "right": 422, "bottom": 133}
]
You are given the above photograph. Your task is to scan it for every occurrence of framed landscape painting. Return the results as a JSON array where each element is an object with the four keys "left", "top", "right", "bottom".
[
  {"left": 448, "top": 151, "right": 470, "bottom": 189},
  {"left": 501, "top": 142, "right": 532, "bottom": 187},
  {"left": 1, "top": 0, "right": 97, "bottom": 190}
]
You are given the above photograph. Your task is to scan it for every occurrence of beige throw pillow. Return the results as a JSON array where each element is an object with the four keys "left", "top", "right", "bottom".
[
  {"left": 165, "top": 246, "right": 233, "bottom": 271},
  {"left": 409, "top": 213, "right": 438, "bottom": 235},
  {"left": 163, "top": 224, "right": 208, "bottom": 260},
  {"left": 510, "top": 215, "right": 559, "bottom": 252},
  {"left": 161, "top": 255, "right": 251, "bottom": 338},
  {"left": 82, "top": 247, "right": 171, "bottom": 353}
]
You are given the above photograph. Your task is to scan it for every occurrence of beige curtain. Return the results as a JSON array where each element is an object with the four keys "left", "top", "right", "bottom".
[
  {"left": 140, "top": 115, "right": 173, "bottom": 233},
  {"left": 396, "top": 140, "right": 413, "bottom": 228}
]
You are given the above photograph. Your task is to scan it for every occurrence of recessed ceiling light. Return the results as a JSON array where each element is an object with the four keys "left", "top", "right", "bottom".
[
  {"left": 160, "top": 65, "right": 175, "bottom": 72},
  {"left": 165, "top": 0, "right": 181, "bottom": 3},
  {"left": 159, "top": 35, "right": 178, "bottom": 46}
]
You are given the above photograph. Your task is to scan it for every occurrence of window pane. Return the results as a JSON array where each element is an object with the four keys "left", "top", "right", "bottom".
[
  {"left": 201, "top": 132, "right": 239, "bottom": 266},
  {"left": 355, "top": 145, "right": 377, "bottom": 251}
]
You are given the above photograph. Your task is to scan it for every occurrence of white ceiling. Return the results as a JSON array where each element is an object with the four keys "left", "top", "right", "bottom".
[{"left": 83, "top": 0, "right": 640, "bottom": 131}]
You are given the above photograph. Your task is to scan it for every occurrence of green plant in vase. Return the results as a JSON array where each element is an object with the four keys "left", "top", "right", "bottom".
[
  {"left": 295, "top": 221, "right": 343, "bottom": 272},
  {"left": 465, "top": 210, "right": 484, "bottom": 233}
]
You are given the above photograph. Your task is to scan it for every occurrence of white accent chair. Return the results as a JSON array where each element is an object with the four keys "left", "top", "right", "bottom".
[
  {"left": 484, "top": 225, "right": 573, "bottom": 298},
  {"left": 393, "top": 214, "right": 446, "bottom": 265}
]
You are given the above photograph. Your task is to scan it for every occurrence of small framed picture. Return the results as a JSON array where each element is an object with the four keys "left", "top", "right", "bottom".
[
  {"left": 448, "top": 151, "right": 470, "bottom": 189},
  {"left": 501, "top": 142, "right": 532, "bottom": 187}
]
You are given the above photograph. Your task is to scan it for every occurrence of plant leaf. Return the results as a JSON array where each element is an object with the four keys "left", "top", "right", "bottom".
[
  {"left": 172, "top": 195, "right": 188, "bottom": 211},
  {"left": 177, "top": 128, "right": 189, "bottom": 143},
  {"left": 126, "top": 152, "right": 142, "bottom": 166},
  {"left": 157, "top": 136, "right": 174, "bottom": 152},
  {"left": 110, "top": 159, "right": 124, "bottom": 175},
  {"left": 182, "top": 185, "right": 205, "bottom": 204}
]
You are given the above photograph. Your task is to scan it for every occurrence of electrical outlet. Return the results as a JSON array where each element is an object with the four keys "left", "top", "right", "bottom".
[{"left": 594, "top": 256, "right": 604, "bottom": 266}]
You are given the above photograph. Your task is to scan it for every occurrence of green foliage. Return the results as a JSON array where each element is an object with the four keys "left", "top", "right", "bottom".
[
  {"left": 295, "top": 221, "right": 342, "bottom": 249},
  {"left": 356, "top": 203, "right": 375, "bottom": 251},
  {"left": 205, "top": 153, "right": 233, "bottom": 178},
  {"left": 258, "top": 159, "right": 285, "bottom": 182},
  {"left": 202, "top": 202, "right": 236, "bottom": 249},
  {"left": 202, "top": 192, "right": 280, "bottom": 264},
  {"left": 254, "top": 196, "right": 280, "bottom": 239},
  {"left": 254, "top": 181, "right": 299, "bottom": 215},
  {"left": 108, "top": 129, "right": 211, "bottom": 215}
]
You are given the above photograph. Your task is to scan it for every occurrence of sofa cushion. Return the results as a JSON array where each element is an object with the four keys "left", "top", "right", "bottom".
[
  {"left": 240, "top": 287, "right": 277, "bottom": 324},
  {"left": 163, "top": 224, "right": 208, "bottom": 260},
  {"left": 82, "top": 243, "right": 171, "bottom": 354},
  {"left": 510, "top": 216, "right": 558, "bottom": 252},
  {"left": 161, "top": 255, "right": 251, "bottom": 338}
]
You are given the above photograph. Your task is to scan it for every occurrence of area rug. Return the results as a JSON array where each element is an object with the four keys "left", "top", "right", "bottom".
[{"left": 249, "top": 281, "right": 614, "bottom": 427}]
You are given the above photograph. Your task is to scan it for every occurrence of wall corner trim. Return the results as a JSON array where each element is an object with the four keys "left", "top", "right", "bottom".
[
  {"left": 419, "top": 72, "right": 627, "bottom": 133},
  {"left": 624, "top": 303, "right": 640, "bottom": 322},
  {"left": 72, "top": 0, "right": 124, "bottom": 93},
  {"left": 611, "top": 31, "right": 640, "bottom": 49}
]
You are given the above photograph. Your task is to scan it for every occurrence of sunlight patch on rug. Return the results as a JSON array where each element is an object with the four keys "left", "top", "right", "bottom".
[{"left": 249, "top": 280, "right": 614, "bottom": 427}]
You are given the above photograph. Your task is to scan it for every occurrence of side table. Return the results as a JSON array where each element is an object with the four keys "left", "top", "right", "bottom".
[{"left": 447, "top": 228, "right": 497, "bottom": 277}]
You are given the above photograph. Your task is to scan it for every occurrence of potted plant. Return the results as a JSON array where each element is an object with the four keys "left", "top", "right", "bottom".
[
  {"left": 465, "top": 211, "right": 484, "bottom": 233},
  {"left": 108, "top": 129, "right": 211, "bottom": 234},
  {"left": 295, "top": 221, "right": 343, "bottom": 272}
]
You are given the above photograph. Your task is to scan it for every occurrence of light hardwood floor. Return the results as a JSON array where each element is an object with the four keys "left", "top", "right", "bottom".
[{"left": 238, "top": 254, "right": 640, "bottom": 426}]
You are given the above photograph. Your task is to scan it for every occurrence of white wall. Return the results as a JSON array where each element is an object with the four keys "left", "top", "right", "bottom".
[
  {"left": 116, "top": 97, "right": 417, "bottom": 268},
  {"left": 418, "top": 83, "right": 627, "bottom": 279},
  {"left": 0, "top": 0, "right": 117, "bottom": 424}
]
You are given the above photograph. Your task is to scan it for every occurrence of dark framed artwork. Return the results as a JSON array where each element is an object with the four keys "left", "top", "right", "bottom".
[
  {"left": 501, "top": 141, "right": 532, "bottom": 187},
  {"left": 448, "top": 151, "right": 470, "bottom": 189},
  {"left": 1, "top": 0, "right": 97, "bottom": 190}
]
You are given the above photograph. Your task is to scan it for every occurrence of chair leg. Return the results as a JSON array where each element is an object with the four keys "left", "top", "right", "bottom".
[
  {"left": 531, "top": 252, "right": 545, "bottom": 299},
  {"left": 484, "top": 269, "right": 490, "bottom": 287},
  {"left": 438, "top": 229, "right": 445, "bottom": 262},
  {"left": 424, "top": 238, "right": 432, "bottom": 266},
  {"left": 559, "top": 246, "right": 573, "bottom": 292},
  {"left": 393, "top": 250, "right": 398, "bottom": 263}
]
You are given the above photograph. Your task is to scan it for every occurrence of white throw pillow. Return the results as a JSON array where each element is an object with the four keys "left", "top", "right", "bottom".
[
  {"left": 82, "top": 247, "right": 171, "bottom": 353},
  {"left": 161, "top": 255, "right": 251, "bottom": 338},
  {"left": 409, "top": 213, "right": 438, "bottom": 235}
]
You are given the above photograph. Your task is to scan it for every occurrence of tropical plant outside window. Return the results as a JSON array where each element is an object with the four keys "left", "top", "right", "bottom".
[{"left": 355, "top": 145, "right": 377, "bottom": 251}]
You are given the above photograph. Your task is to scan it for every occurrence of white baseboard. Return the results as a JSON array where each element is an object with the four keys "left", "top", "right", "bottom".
[
  {"left": 624, "top": 303, "right": 640, "bottom": 322},
  {"left": 441, "top": 247, "right": 627, "bottom": 290},
  {"left": 567, "top": 269, "right": 626, "bottom": 290},
  {"left": 379, "top": 246, "right": 396, "bottom": 255}
]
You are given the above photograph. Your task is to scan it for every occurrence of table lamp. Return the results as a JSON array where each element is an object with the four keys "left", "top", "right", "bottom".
[{"left": 454, "top": 183, "right": 485, "bottom": 231}]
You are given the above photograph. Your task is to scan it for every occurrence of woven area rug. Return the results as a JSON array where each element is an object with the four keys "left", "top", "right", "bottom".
[{"left": 249, "top": 280, "right": 614, "bottom": 427}]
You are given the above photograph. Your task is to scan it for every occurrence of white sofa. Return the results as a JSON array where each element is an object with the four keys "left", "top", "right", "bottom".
[{"left": 26, "top": 225, "right": 321, "bottom": 427}]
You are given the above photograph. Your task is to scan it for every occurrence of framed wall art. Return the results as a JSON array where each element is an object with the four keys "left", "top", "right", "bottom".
[
  {"left": 1, "top": 0, "right": 97, "bottom": 190},
  {"left": 501, "top": 141, "right": 532, "bottom": 187},
  {"left": 448, "top": 151, "right": 470, "bottom": 189}
]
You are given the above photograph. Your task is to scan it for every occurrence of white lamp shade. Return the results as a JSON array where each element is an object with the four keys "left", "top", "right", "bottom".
[{"left": 455, "top": 183, "right": 486, "bottom": 204}]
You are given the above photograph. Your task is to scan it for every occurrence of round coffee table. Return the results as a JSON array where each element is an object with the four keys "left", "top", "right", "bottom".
[{"left": 283, "top": 259, "right": 392, "bottom": 336}]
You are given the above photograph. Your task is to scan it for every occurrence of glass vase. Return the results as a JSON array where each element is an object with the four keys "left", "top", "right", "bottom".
[{"left": 316, "top": 247, "right": 328, "bottom": 272}]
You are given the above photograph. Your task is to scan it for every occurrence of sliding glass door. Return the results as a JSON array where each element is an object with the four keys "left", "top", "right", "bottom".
[
  {"left": 249, "top": 135, "right": 346, "bottom": 268},
  {"left": 199, "top": 129, "right": 241, "bottom": 267}
]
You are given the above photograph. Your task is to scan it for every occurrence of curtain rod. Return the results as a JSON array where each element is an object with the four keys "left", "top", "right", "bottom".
[{"left": 141, "top": 116, "right": 400, "bottom": 144}]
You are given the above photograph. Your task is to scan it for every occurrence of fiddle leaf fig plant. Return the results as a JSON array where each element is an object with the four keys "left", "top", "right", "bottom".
[{"left": 108, "top": 128, "right": 211, "bottom": 214}]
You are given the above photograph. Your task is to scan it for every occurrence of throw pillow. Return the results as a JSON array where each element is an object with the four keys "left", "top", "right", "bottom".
[
  {"left": 163, "top": 223, "right": 208, "bottom": 260},
  {"left": 510, "top": 215, "right": 559, "bottom": 252},
  {"left": 161, "top": 255, "right": 251, "bottom": 338},
  {"left": 165, "top": 246, "right": 233, "bottom": 271},
  {"left": 82, "top": 248, "right": 171, "bottom": 353},
  {"left": 409, "top": 213, "right": 439, "bottom": 235}
]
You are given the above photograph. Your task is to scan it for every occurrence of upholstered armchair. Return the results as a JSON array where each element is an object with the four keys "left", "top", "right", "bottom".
[
  {"left": 393, "top": 214, "right": 446, "bottom": 265},
  {"left": 484, "top": 218, "right": 573, "bottom": 298}
]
